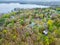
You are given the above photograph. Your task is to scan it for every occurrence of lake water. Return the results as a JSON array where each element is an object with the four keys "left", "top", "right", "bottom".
[{"left": 0, "top": 3, "right": 49, "bottom": 13}]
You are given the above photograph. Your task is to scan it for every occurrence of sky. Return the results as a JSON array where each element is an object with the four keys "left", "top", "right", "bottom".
[{"left": 0, "top": 0, "right": 60, "bottom": 2}]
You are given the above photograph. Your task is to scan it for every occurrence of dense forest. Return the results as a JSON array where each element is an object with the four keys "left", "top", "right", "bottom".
[{"left": 0, "top": 8, "right": 60, "bottom": 45}]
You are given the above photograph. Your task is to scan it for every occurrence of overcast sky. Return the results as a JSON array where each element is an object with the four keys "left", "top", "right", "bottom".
[{"left": 0, "top": 0, "right": 60, "bottom": 2}]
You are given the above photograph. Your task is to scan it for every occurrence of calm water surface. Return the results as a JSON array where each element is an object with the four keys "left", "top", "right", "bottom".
[{"left": 0, "top": 3, "right": 49, "bottom": 13}]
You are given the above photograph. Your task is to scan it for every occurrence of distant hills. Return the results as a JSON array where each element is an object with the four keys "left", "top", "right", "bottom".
[{"left": 0, "top": 1, "right": 60, "bottom": 6}]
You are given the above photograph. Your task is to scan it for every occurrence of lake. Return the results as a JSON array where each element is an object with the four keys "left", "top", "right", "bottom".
[{"left": 0, "top": 3, "right": 49, "bottom": 13}]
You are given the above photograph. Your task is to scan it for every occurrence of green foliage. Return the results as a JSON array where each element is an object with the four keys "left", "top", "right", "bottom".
[
  {"left": 54, "top": 19, "right": 60, "bottom": 28},
  {"left": 36, "top": 35, "right": 41, "bottom": 41},
  {"left": 47, "top": 20, "right": 53, "bottom": 26},
  {"left": 0, "top": 18, "right": 5, "bottom": 26},
  {"left": 55, "top": 29, "right": 60, "bottom": 38},
  {"left": 25, "top": 32, "right": 30, "bottom": 37},
  {"left": 33, "top": 25, "right": 40, "bottom": 34},
  {"left": 2, "top": 30, "right": 8, "bottom": 34},
  {"left": 10, "top": 12, "right": 17, "bottom": 16},
  {"left": 20, "top": 19, "right": 24, "bottom": 25},
  {"left": 56, "top": 8, "right": 60, "bottom": 11},
  {"left": 47, "top": 20, "right": 54, "bottom": 32},
  {"left": 48, "top": 25, "right": 54, "bottom": 32},
  {"left": 43, "top": 18, "right": 47, "bottom": 22},
  {"left": 0, "top": 38, "right": 4, "bottom": 45},
  {"left": 2, "top": 14, "right": 10, "bottom": 18},
  {"left": 10, "top": 34, "right": 17, "bottom": 41},
  {"left": 5, "top": 19, "right": 14, "bottom": 27},
  {"left": 43, "top": 36, "right": 49, "bottom": 45},
  {"left": 49, "top": 36, "right": 55, "bottom": 44},
  {"left": 48, "top": 14, "right": 50, "bottom": 18},
  {"left": 0, "top": 8, "right": 60, "bottom": 45},
  {"left": 39, "top": 13, "right": 44, "bottom": 18}
]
